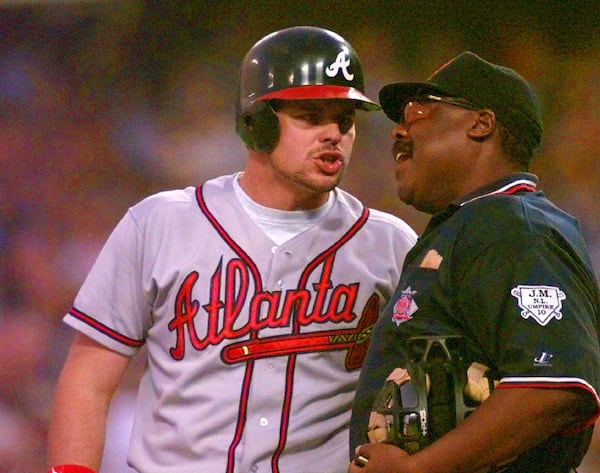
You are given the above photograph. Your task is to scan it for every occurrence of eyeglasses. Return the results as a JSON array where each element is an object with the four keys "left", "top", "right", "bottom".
[{"left": 400, "top": 94, "right": 479, "bottom": 127}]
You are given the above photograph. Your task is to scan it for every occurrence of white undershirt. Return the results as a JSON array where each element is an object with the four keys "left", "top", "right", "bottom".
[{"left": 233, "top": 173, "right": 334, "bottom": 245}]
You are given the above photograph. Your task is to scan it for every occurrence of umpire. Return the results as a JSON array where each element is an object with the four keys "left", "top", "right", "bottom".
[{"left": 349, "top": 52, "right": 600, "bottom": 473}]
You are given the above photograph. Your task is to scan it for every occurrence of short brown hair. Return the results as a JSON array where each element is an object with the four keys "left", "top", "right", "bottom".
[{"left": 498, "top": 121, "right": 534, "bottom": 168}]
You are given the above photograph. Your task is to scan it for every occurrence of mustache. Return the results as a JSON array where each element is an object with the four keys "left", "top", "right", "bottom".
[{"left": 315, "top": 143, "right": 342, "bottom": 153}]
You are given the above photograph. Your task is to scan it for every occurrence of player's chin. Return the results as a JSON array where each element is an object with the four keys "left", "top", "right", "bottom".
[{"left": 313, "top": 172, "right": 344, "bottom": 191}]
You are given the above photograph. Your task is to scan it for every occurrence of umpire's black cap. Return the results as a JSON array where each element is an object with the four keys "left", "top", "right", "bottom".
[{"left": 379, "top": 51, "right": 543, "bottom": 149}]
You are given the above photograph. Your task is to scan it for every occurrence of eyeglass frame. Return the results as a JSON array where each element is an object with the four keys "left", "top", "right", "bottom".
[{"left": 399, "top": 94, "right": 481, "bottom": 127}]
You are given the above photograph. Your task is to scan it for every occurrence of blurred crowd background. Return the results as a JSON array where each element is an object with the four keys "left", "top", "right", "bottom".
[{"left": 1, "top": 1, "right": 599, "bottom": 472}]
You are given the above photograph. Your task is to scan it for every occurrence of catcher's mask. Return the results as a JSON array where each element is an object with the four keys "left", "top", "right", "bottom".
[
  {"left": 236, "top": 26, "right": 380, "bottom": 152},
  {"left": 368, "top": 335, "right": 496, "bottom": 454}
]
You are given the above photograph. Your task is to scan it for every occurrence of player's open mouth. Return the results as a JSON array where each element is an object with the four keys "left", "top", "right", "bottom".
[
  {"left": 320, "top": 154, "right": 340, "bottom": 163},
  {"left": 314, "top": 153, "right": 343, "bottom": 174}
]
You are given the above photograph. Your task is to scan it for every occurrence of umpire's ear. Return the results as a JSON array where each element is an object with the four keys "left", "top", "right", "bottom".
[{"left": 467, "top": 109, "right": 496, "bottom": 140}]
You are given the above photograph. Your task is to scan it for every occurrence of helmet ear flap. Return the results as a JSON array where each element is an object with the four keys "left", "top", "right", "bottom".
[{"left": 236, "top": 101, "right": 280, "bottom": 152}]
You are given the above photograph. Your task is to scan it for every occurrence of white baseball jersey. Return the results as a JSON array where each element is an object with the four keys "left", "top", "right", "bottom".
[{"left": 64, "top": 173, "right": 417, "bottom": 473}]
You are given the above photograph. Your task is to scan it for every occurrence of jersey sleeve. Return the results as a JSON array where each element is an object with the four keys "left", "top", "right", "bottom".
[
  {"left": 64, "top": 209, "right": 151, "bottom": 356},
  {"left": 456, "top": 231, "right": 600, "bottom": 407}
]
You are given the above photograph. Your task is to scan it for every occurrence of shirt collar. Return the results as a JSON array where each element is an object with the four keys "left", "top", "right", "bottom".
[
  {"left": 423, "top": 173, "right": 539, "bottom": 234},
  {"left": 453, "top": 172, "right": 538, "bottom": 208}
]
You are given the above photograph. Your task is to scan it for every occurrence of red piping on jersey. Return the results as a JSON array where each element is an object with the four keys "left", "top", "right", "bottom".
[
  {"left": 67, "top": 307, "right": 145, "bottom": 347},
  {"left": 500, "top": 383, "right": 600, "bottom": 431},
  {"left": 460, "top": 179, "right": 536, "bottom": 207},
  {"left": 271, "top": 205, "right": 370, "bottom": 472},
  {"left": 196, "top": 185, "right": 264, "bottom": 473},
  {"left": 496, "top": 380, "right": 600, "bottom": 429},
  {"left": 497, "top": 380, "right": 592, "bottom": 390},
  {"left": 501, "top": 183, "right": 536, "bottom": 193}
]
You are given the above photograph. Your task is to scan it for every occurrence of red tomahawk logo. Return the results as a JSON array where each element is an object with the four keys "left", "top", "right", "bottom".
[{"left": 221, "top": 294, "right": 380, "bottom": 370}]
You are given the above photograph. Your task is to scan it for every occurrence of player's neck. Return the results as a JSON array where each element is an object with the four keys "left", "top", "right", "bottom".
[{"left": 237, "top": 170, "right": 329, "bottom": 211}]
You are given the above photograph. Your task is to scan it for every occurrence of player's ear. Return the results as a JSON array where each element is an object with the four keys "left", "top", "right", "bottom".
[
  {"left": 467, "top": 109, "right": 496, "bottom": 140},
  {"left": 242, "top": 112, "right": 255, "bottom": 130},
  {"left": 236, "top": 101, "right": 280, "bottom": 152}
]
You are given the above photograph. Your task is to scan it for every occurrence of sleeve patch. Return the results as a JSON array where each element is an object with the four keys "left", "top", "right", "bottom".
[{"left": 510, "top": 285, "right": 566, "bottom": 326}]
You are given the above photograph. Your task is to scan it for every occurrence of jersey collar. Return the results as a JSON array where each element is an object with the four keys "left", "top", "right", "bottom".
[
  {"left": 424, "top": 173, "right": 539, "bottom": 234},
  {"left": 455, "top": 173, "right": 538, "bottom": 208}
]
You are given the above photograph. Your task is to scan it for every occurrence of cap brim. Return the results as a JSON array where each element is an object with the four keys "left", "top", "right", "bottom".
[
  {"left": 379, "top": 82, "right": 446, "bottom": 122},
  {"left": 258, "top": 85, "right": 381, "bottom": 111}
]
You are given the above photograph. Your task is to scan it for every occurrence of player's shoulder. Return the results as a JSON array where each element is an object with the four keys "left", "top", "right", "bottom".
[
  {"left": 130, "top": 186, "right": 198, "bottom": 217},
  {"left": 367, "top": 207, "right": 418, "bottom": 240},
  {"left": 335, "top": 188, "right": 417, "bottom": 241},
  {"left": 130, "top": 175, "right": 234, "bottom": 218}
]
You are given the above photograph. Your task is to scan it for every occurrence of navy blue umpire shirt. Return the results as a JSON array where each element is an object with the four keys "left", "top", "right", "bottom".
[{"left": 350, "top": 173, "right": 600, "bottom": 473}]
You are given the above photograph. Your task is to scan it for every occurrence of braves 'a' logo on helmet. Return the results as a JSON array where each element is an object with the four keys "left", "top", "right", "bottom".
[{"left": 326, "top": 49, "right": 355, "bottom": 81}]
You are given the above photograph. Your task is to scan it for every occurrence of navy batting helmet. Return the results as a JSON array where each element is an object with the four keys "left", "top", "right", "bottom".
[{"left": 236, "top": 26, "right": 380, "bottom": 152}]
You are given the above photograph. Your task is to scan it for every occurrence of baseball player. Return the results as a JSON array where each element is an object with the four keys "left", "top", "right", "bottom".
[
  {"left": 348, "top": 52, "right": 600, "bottom": 473},
  {"left": 46, "top": 27, "right": 417, "bottom": 473}
]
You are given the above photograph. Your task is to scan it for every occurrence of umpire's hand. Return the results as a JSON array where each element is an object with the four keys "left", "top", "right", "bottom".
[{"left": 349, "top": 443, "right": 410, "bottom": 473}]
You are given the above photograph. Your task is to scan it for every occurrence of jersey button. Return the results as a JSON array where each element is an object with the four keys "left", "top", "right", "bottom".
[
  {"left": 251, "top": 465, "right": 259, "bottom": 472},
  {"left": 271, "top": 246, "right": 278, "bottom": 254},
  {"left": 259, "top": 417, "right": 269, "bottom": 427},
  {"left": 277, "top": 279, "right": 284, "bottom": 288}
]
